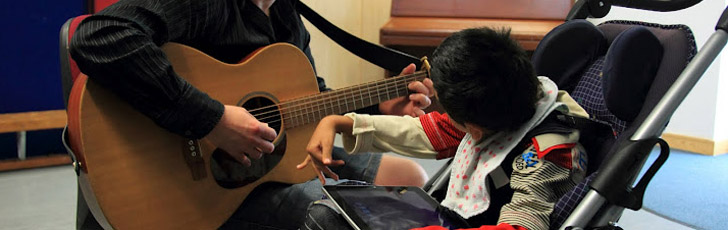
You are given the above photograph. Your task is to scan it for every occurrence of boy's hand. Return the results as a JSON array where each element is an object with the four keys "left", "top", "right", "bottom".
[
  {"left": 296, "top": 115, "right": 352, "bottom": 185},
  {"left": 379, "top": 63, "right": 435, "bottom": 117}
]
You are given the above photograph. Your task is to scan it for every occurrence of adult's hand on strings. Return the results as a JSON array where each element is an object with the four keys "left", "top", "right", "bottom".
[
  {"left": 206, "top": 105, "right": 277, "bottom": 167},
  {"left": 378, "top": 63, "right": 435, "bottom": 117}
]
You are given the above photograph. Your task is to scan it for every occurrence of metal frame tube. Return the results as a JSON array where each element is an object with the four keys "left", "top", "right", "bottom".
[
  {"left": 427, "top": 164, "right": 452, "bottom": 196},
  {"left": 559, "top": 191, "right": 606, "bottom": 230}
]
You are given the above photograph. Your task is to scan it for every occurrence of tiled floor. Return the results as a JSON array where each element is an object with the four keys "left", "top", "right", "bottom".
[
  {"left": 0, "top": 165, "right": 77, "bottom": 230},
  {"left": 0, "top": 160, "right": 696, "bottom": 230}
]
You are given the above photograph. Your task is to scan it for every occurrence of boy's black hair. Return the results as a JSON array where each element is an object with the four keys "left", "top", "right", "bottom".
[{"left": 430, "top": 27, "right": 540, "bottom": 132}]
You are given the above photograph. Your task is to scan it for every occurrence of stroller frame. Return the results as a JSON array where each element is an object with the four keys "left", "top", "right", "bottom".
[
  {"left": 422, "top": 1, "right": 727, "bottom": 229},
  {"left": 559, "top": 0, "right": 728, "bottom": 229}
]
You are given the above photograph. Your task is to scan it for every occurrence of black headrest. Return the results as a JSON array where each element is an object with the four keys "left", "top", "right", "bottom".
[
  {"left": 531, "top": 20, "right": 608, "bottom": 92},
  {"left": 532, "top": 20, "right": 665, "bottom": 122},
  {"left": 602, "top": 26, "right": 663, "bottom": 122}
]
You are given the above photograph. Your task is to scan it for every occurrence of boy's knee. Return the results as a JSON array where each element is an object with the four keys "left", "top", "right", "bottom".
[{"left": 375, "top": 155, "right": 428, "bottom": 187}]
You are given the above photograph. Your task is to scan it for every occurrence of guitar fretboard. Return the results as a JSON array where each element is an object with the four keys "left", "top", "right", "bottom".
[{"left": 276, "top": 71, "right": 428, "bottom": 128}]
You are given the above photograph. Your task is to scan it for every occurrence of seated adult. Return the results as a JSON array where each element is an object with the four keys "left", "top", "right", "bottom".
[{"left": 69, "top": 0, "right": 434, "bottom": 228}]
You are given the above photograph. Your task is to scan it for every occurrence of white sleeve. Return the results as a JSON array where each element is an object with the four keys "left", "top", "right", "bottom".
[{"left": 340, "top": 113, "right": 438, "bottom": 159}]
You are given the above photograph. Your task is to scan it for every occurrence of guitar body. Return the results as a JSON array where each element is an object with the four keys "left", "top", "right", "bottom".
[{"left": 67, "top": 43, "right": 319, "bottom": 229}]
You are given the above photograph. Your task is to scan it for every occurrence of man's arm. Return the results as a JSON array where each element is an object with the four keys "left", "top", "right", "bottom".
[
  {"left": 70, "top": 0, "right": 225, "bottom": 139},
  {"left": 70, "top": 0, "right": 276, "bottom": 165}
]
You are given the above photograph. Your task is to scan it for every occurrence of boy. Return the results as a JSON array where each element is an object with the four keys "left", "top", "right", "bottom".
[{"left": 297, "top": 27, "right": 589, "bottom": 230}]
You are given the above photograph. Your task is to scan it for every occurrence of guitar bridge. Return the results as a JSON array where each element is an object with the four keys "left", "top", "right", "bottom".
[{"left": 182, "top": 139, "right": 207, "bottom": 180}]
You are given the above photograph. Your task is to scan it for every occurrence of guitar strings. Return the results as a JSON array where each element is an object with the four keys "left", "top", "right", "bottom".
[
  {"left": 256, "top": 85, "right": 409, "bottom": 124},
  {"left": 257, "top": 93, "right": 400, "bottom": 128},
  {"left": 250, "top": 73, "right": 428, "bottom": 127},
  {"left": 250, "top": 73, "right": 427, "bottom": 125},
  {"left": 253, "top": 75, "right": 419, "bottom": 125},
  {"left": 247, "top": 72, "right": 427, "bottom": 120},
  {"left": 251, "top": 73, "right": 426, "bottom": 122},
  {"left": 254, "top": 75, "right": 419, "bottom": 121},
  {"left": 275, "top": 73, "right": 426, "bottom": 122},
  {"left": 245, "top": 71, "right": 427, "bottom": 115}
]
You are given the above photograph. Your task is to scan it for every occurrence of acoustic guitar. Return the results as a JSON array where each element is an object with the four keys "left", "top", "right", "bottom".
[{"left": 66, "top": 42, "right": 428, "bottom": 229}]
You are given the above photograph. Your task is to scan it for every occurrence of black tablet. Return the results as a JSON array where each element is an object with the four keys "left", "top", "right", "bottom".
[{"left": 322, "top": 185, "right": 469, "bottom": 230}]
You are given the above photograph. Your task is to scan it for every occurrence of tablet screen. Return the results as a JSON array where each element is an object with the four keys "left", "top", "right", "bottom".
[{"left": 323, "top": 185, "right": 467, "bottom": 230}]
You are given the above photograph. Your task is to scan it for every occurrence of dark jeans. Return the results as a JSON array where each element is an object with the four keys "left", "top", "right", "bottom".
[
  {"left": 76, "top": 147, "right": 381, "bottom": 230},
  {"left": 221, "top": 148, "right": 381, "bottom": 229},
  {"left": 301, "top": 199, "right": 353, "bottom": 230}
]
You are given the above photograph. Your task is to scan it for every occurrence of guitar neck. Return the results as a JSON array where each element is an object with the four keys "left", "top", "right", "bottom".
[{"left": 281, "top": 71, "right": 428, "bottom": 128}]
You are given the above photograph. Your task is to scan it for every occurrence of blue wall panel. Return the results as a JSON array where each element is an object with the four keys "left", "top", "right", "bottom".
[
  {"left": 0, "top": 0, "right": 85, "bottom": 113},
  {"left": 0, "top": 1, "right": 85, "bottom": 159}
]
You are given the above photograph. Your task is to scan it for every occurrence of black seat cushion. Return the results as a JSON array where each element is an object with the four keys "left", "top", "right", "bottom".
[
  {"left": 602, "top": 26, "right": 663, "bottom": 122},
  {"left": 532, "top": 20, "right": 609, "bottom": 92}
]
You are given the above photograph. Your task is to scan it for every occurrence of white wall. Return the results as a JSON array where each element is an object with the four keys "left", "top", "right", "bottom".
[
  {"left": 587, "top": 0, "right": 727, "bottom": 141},
  {"left": 300, "top": 0, "right": 391, "bottom": 90},
  {"left": 302, "top": 0, "right": 728, "bottom": 142},
  {"left": 717, "top": 33, "right": 728, "bottom": 141}
]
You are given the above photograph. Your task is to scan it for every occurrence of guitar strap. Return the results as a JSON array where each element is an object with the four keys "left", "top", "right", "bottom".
[{"left": 296, "top": 2, "right": 422, "bottom": 72}]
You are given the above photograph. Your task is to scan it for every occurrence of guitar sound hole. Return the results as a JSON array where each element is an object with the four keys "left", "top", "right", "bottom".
[
  {"left": 211, "top": 95, "right": 286, "bottom": 189},
  {"left": 243, "top": 96, "right": 283, "bottom": 135}
]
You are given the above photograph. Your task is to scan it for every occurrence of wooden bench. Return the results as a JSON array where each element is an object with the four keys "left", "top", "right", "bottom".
[
  {"left": 380, "top": 0, "right": 573, "bottom": 58},
  {"left": 0, "top": 110, "right": 71, "bottom": 171}
]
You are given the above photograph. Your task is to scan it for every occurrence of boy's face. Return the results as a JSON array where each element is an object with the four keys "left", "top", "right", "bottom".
[
  {"left": 434, "top": 86, "right": 479, "bottom": 138},
  {"left": 449, "top": 118, "right": 468, "bottom": 133},
  {"left": 450, "top": 117, "right": 492, "bottom": 142}
]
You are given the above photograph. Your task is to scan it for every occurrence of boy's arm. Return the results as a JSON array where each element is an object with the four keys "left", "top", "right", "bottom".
[
  {"left": 340, "top": 113, "right": 436, "bottom": 159},
  {"left": 296, "top": 113, "right": 438, "bottom": 184},
  {"left": 417, "top": 112, "right": 467, "bottom": 159},
  {"left": 341, "top": 112, "right": 466, "bottom": 159},
  {"left": 298, "top": 112, "right": 466, "bottom": 184}
]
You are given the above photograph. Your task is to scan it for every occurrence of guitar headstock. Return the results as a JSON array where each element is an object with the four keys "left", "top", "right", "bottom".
[{"left": 420, "top": 56, "right": 431, "bottom": 76}]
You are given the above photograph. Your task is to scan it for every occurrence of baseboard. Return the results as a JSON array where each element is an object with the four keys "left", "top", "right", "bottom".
[
  {"left": 661, "top": 133, "right": 727, "bottom": 156},
  {"left": 0, "top": 154, "right": 71, "bottom": 171},
  {"left": 717, "top": 138, "right": 728, "bottom": 156},
  {"left": 0, "top": 109, "right": 67, "bottom": 133}
]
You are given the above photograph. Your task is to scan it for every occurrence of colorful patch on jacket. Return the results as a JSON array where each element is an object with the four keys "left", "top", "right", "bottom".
[
  {"left": 513, "top": 147, "right": 543, "bottom": 173},
  {"left": 570, "top": 145, "right": 588, "bottom": 182}
]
